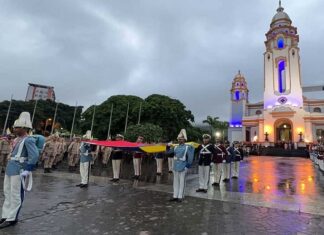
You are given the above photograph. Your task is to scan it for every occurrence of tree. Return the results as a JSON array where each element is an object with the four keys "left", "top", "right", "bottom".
[
  {"left": 124, "top": 123, "right": 163, "bottom": 143},
  {"left": 0, "top": 99, "right": 82, "bottom": 135},
  {"left": 202, "top": 116, "right": 219, "bottom": 135},
  {"left": 81, "top": 95, "right": 144, "bottom": 139},
  {"left": 141, "top": 94, "right": 194, "bottom": 141},
  {"left": 215, "top": 121, "right": 229, "bottom": 141}
]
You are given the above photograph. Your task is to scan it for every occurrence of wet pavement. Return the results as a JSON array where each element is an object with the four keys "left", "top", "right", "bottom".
[{"left": 0, "top": 156, "right": 323, "bottom": 234}]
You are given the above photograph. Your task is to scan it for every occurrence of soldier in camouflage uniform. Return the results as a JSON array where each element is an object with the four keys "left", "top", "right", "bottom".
[
  {"left": 42, "top": 134, "right": 59, "bottom": 173},
  {"left": 0, "top": 137, "right": 12, "bottom": 173},
  {"left": 67, "top": 137, "right": 81, "bottom": 171},
  {"left": 102, "top": 146, "right": 112, "bottom": 167}
]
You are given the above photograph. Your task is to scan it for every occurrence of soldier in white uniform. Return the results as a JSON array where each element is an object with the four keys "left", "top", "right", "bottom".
[
  {"left": 168, "top": 129, "right": 194, "bottom": 202},
  {"left": 0, "top": 112, "right": 40, "bottom": 229},
  {"left": 196, "top": 134, "right": 216, "bottom": 193}
]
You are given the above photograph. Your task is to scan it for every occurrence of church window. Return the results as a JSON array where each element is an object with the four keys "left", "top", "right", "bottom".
[
  {"left": 278, "top": 60, "right": 286, "bottom": 93},
  {"left": 235, "top": 91, "right": 240, "bottom": 101},
  {"left": 256, "top": 110, "right": 262, "bottom": 115},
  {"left": 292, "top": 50, "right": 295, "bottom": 56},
  {"left": 277, "top": 37, "right": 284, "bottom": 49},
  {"left": 314, "top": 107, "right": 322, "bottom": 113}
]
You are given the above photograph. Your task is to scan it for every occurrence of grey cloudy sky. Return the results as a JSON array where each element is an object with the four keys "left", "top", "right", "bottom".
[{"left": 0, "top": 0, "right": 323, "bottom": 123}]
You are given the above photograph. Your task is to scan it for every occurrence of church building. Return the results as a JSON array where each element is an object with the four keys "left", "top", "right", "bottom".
[{"left": 228, "top": 2, "right": 324, "bottom": 145}]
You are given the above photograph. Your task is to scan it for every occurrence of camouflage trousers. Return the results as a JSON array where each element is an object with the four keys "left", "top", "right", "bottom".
[
  {"left": 0, "top": 154, "right": 8, "bottom": 169},
  {"left": 68, "top": 154, "right": 79, "bottom": 167},
  {"left": 43, "top": 154, "right": 55, "bottom": 169}
]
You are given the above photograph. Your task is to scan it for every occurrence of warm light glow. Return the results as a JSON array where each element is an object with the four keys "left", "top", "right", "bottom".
[
  {"left": 253, "top": 135, "right": 258, "bottom": 142},
  {"left": 301, "top": 183, "right": 306, "bottom": 193},
  {"left": 215, "top": 132, "right": 221, "bottom": 138},
  {"left": 253, "top": 178, "right": 258, "bottom": 182},
  {"left": 308, "top": 176, "right": 313, "bottom": 182},
  {"left": 264, "top": 125, "right": 272, "bottom": 134},
  {"left": 266, "top": 185, "right": 271, "bottom": 190},
  {"left": 296, "top": 127, "right": 304, "bottom": 134}
]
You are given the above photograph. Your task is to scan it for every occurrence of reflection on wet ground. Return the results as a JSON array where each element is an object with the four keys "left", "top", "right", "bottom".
[
  {"left": 55, "top": 155, "right": 324, "bottom": 215},
  {"left": 0, "top": 156, "right": 324, "bottom": 234}
]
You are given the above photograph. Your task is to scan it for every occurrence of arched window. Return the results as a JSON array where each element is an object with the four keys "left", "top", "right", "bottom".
[
  {"left": 278, "top": 60, "right": 286, "bottom": 93},
  {"left": 235, "top": 91, "right": 240, "bottom": 101},
  {"left": 277, "top": 37, "right": 284, "bottom": 49},
  {"left": 314, "top": 107, "right": 322, "bottom": 113},
  {"left": 256, "top": 110, "right": 262, "bottom": 115}
]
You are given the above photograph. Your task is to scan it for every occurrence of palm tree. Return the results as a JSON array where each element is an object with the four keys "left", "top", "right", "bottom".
[
  {"left": 215, "top": 121, "right": 229, "bottom": 141},
  {"left": 202, "top": 116, "right": 219, "bottom": 135}
]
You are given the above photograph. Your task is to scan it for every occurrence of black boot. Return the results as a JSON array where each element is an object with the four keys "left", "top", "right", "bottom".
[{"left": 0, "top": 220, "right": 17, "bottom": 229}]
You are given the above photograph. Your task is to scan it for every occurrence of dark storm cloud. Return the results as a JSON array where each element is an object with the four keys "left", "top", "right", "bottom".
[{"left": 0, "top": 0, "right": 323, "bottom": 122}]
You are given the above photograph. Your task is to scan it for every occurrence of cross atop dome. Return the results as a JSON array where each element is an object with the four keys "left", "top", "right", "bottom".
[{"left": 277, "top": 0, "right": 284, "bottom": 12}]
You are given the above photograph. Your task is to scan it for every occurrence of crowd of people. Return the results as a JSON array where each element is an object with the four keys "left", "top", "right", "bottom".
[{"left": 0, "top": 111, "right": 248, "bottom": 229}]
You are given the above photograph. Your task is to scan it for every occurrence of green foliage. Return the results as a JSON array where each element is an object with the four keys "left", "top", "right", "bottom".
[
  {"left": 81, "top": 95, "right": 144, "bottom": 139},
  {"left": 141, "top": 94, "right": 194, "bottom": 140},
  {"left": 82, "top": 94, "right": 195, "bottom": 141},
  {"left": 0, "top": 99, "right": 82, "bottom": 134},
  {"left": 203, "top": 115, "right": 229, "bottom": 141},
  {"left": 124, "top": 123, "right": 163, "bottom": 143}
]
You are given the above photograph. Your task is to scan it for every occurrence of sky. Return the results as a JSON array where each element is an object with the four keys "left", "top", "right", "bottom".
[{"left": 0, "top": 0, "right": 323, "bottom": 123}]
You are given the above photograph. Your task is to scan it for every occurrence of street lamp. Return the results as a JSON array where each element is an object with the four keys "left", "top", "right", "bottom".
[{"left": 215, "top": 132, "right": 221, "bottom": 139}]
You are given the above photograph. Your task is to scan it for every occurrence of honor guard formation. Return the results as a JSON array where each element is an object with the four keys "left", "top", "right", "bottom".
[{"left": 0, "top": 111, "right": 248, "bottom": 229}]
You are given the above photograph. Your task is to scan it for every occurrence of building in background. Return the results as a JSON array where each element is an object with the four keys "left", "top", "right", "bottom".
[
  {"left": 25, "top": 83, "right": 56, "bottom": 101},
  {"left": 228, "top": 2, "right": 324, "bottom": 144}
]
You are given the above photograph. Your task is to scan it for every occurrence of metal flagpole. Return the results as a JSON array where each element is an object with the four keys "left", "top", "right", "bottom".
[
  {"left": 137, "top": 102, "right": 142, "bottom": 125},
  {"left": 31, "top": 99, "right": 38, "bottom": 126},
  {"left": 2, "top": 95, "right": 13, "bottom": 136},
  {"left": 70, "top": 102, "right": 77, "bottom": 140},
  {"left": 107, "top": 104, "right": 114, "bottom": 139},
  {"left": 90, "top": 105, "right": 96, "bottom": 135},
  {"left": 51, "top": 102, "right": 59, "bottom": 134},
  {"left": 124, "top": 102, "right": 129, "bottom": 134}
]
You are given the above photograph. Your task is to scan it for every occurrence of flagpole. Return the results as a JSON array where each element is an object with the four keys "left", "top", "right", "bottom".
[
  {"left": 2, "top": 95, "right": 13, "bottom": 136},
  {"left": 107, "top": 104, "right": 114, "bottom": 139},
  {"left": 90, "top": 105, "right": 96, "bottom": 135},
  {"left": 51, "top": 102, "right": 59, "bottom": 134},
  {"left": 124, "top": 102, "right": 129, "bottom": 134},
  {"left": 70, "top": 102, "right": 77, "bottom": 140},
  {"left": 137, "top": 102, "right": 142, "bottom": 125},
  {"left": 31, "top": 99, "right": 38, "bottom": 126}
]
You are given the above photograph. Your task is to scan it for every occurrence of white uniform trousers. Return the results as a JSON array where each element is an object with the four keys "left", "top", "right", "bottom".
[
  {"left": 156, "top": 158, "right": 163, "bottom": 174},
  {"left": 213, "top": 163, "right": 223, "bottom": 184},
  {"left": 133, "top": 158, "right": 141, "bottom": 176},
  {"left": 198, "top": 165, "right": 210, "bottom": 190},
  {"left": 231, "top": 161, "right": 240, "bottom": 178},
  {"left": 222, "top": 163, "right": 231, "bottom": 179},
  {"left": 2, "top": 175, "right": 24, "bottom": 221},
  {"left": 112, "top": 159, "right": 121, "bottom": 179},
  {"left": 173, "top": 169, "right": 187, "bottom": 199},
  {"left": 80, "top": 162, "right": 90, "bottom": 184},
  {"left": 168, "top": 158, "right": 174, "bottom": 171}
]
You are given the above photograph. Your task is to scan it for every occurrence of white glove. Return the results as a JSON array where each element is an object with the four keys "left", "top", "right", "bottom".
[
  {"left": 20, "top": 171, "right": 30, "bottom": 177},
  {"left": 222, "top": 160, "right": 226, "bottom": 163},
  {"left": 210, "top": 163, "right": 215, "bottom": 166},
  {"left": 167, "top": 142, "right": 172, "bottom": 147}
]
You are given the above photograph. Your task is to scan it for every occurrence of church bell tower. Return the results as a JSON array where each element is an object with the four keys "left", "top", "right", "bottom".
[{"left": 263, "top": 1, "right": 303, "bottom": 109}]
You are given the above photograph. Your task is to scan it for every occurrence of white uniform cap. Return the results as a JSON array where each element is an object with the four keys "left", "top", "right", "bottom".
[
  {"left": 83, "top": 130, "right": 92, "bottom": 140},
  {"left": 13, "top": 112, "right": 33, "bottom": 129},
  {"left": 177, "top": 129, "right": 187, "bottom": 141}
]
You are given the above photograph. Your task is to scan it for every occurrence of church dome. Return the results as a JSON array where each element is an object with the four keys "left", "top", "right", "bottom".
[{"left": 271, "top": 1, "right": 292, "bottom": 26}]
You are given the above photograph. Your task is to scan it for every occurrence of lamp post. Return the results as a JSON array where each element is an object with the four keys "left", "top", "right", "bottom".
[
  {"left": 299, "top": 132, "right": 303, "bottom": 142},
  {"left": 264, "top": 132, "right": 269, "bottom": 142}
]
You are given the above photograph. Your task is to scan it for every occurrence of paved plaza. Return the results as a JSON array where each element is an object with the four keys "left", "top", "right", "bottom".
[{"left": 0, "top": 156, "right": 324, "bottom": 234}]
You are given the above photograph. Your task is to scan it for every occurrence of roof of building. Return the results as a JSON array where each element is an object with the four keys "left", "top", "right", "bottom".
[{"left": 28, "top": 83, "right": 54, "bottom": 89}]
